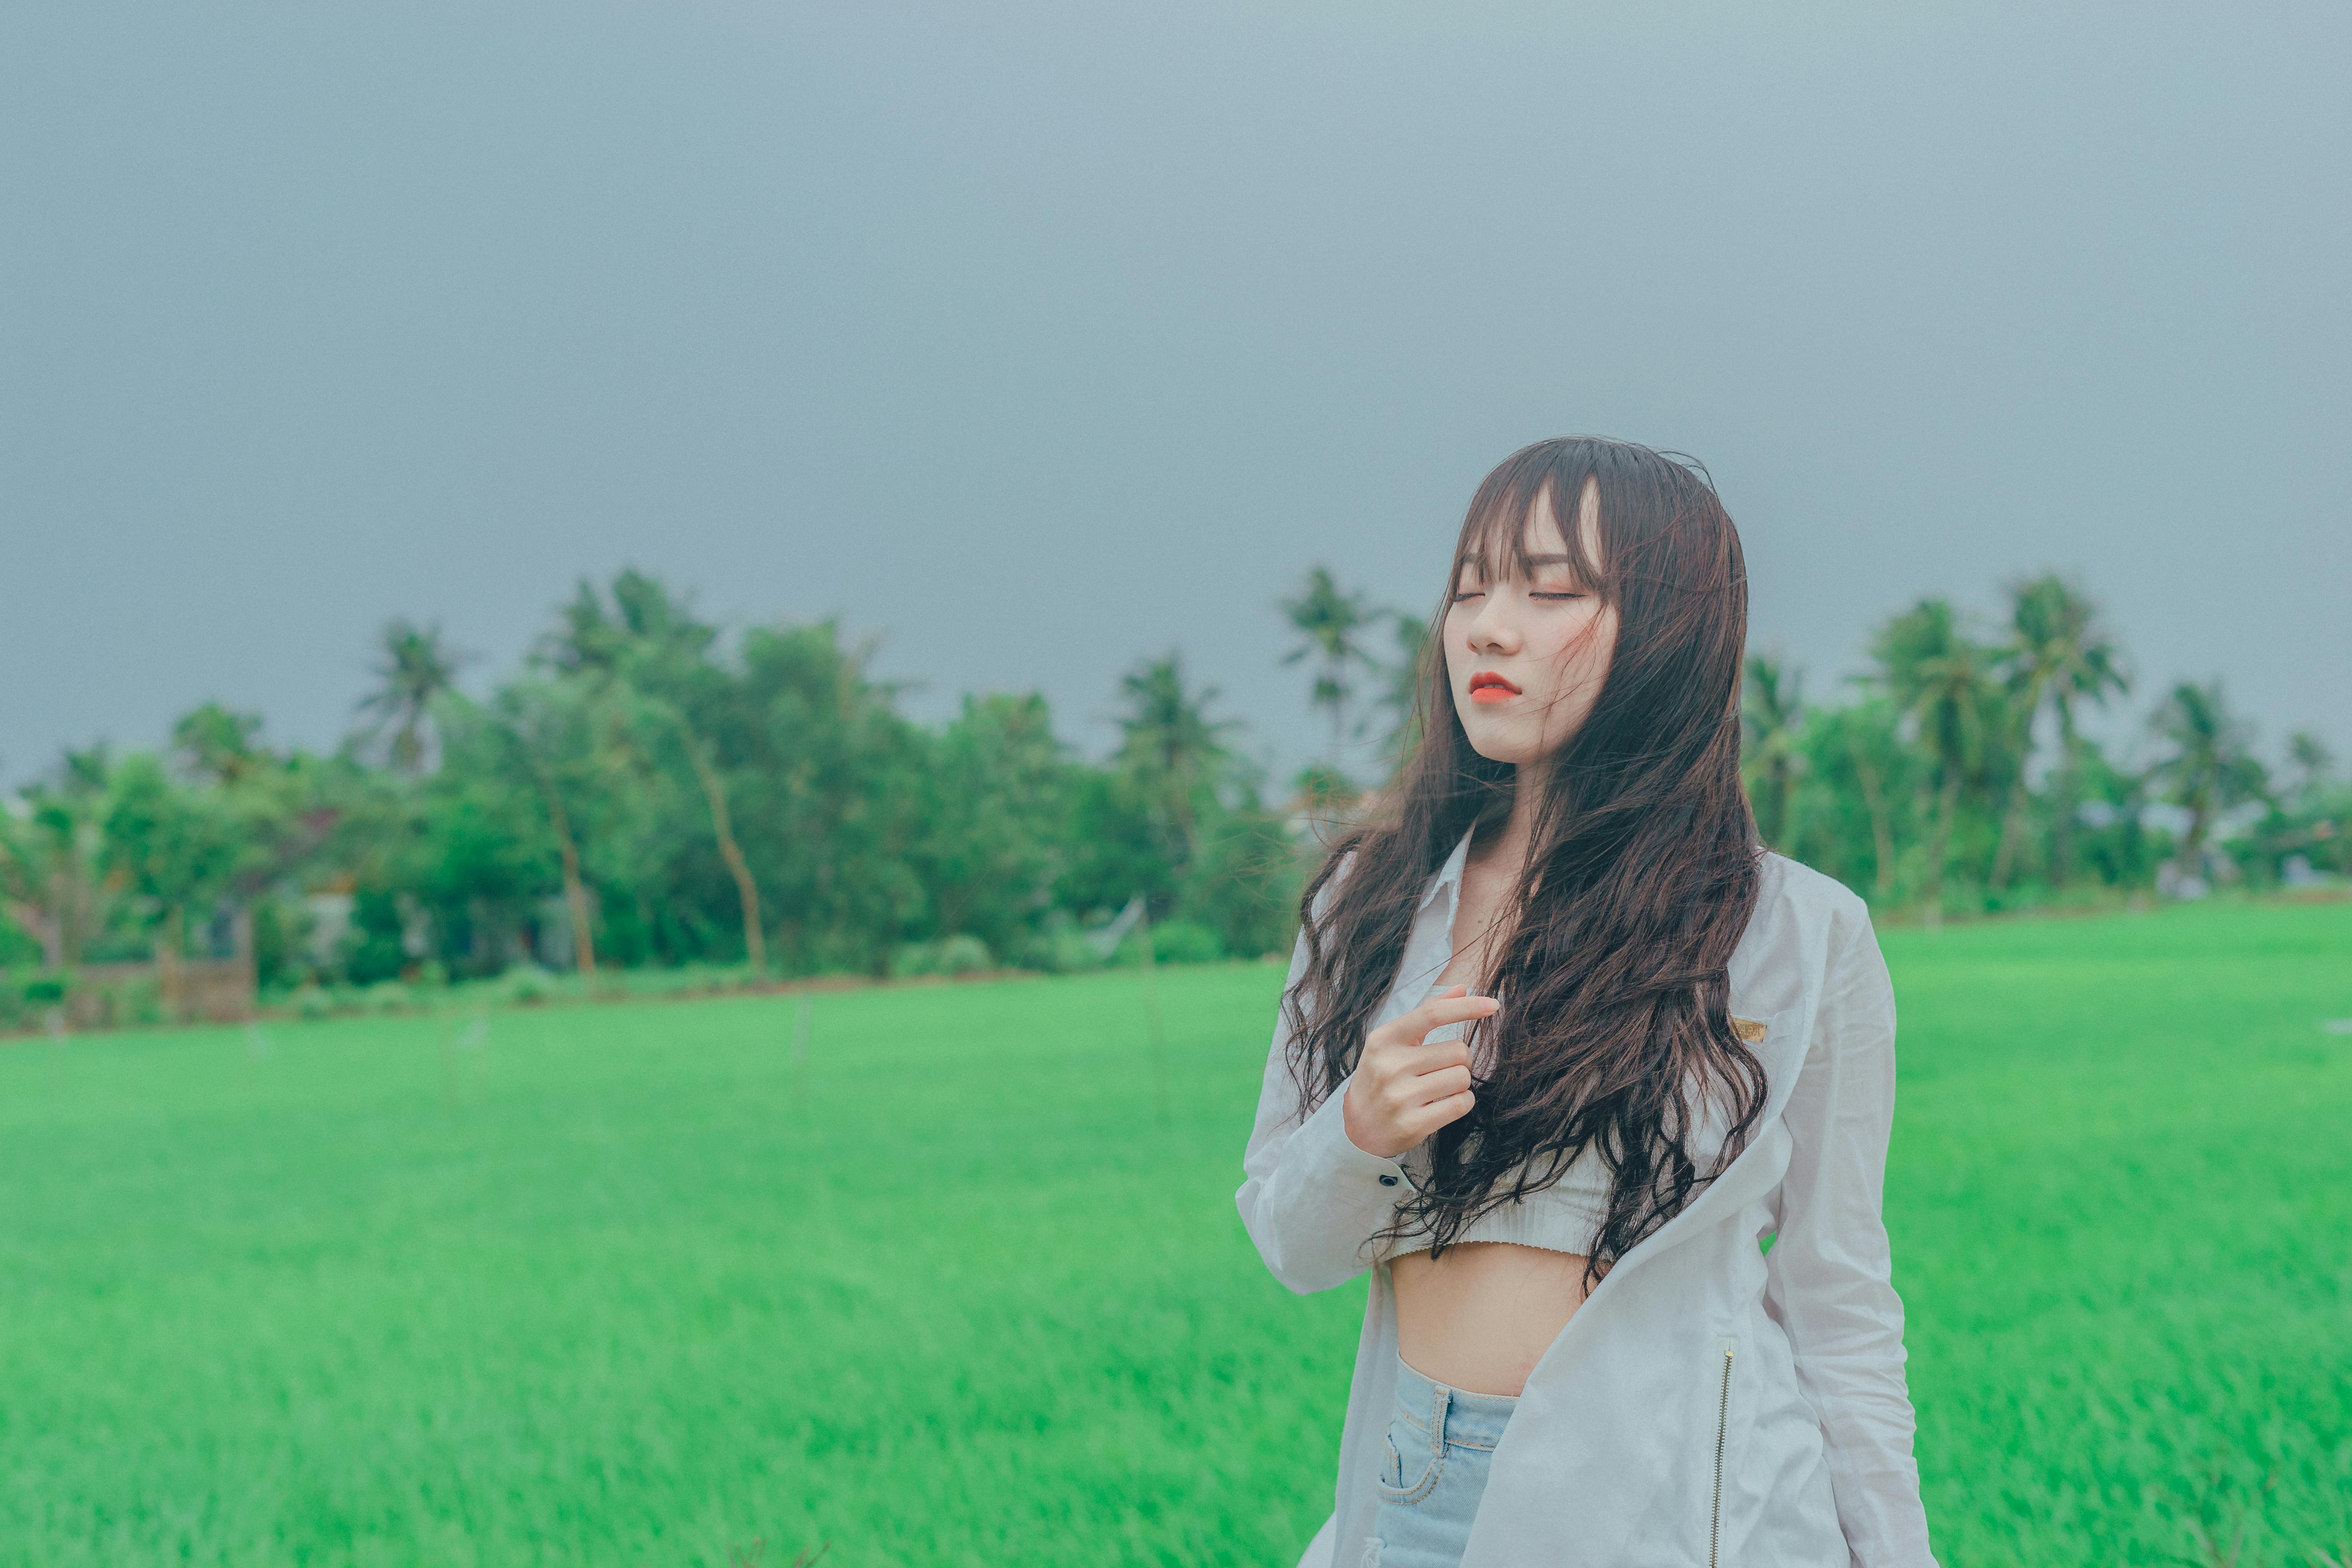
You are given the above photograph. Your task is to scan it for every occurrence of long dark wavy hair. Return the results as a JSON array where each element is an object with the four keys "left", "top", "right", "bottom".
[{"left": 1283, "top": 436, "right": 1767, "bottom": 1287}]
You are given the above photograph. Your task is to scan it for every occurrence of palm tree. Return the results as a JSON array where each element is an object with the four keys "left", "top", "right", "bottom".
[
  {"left": 358, "top": 619, "right": 466, "bottom": 775},
  {"left": 1375, "top": 611, "right": 1432, "bottom": 773},
  {"left": 544, "top": 572, "right": 766, "bottom": 974},
  {"left": 171, "top": 703, "right": 267, "bottom": 786},
  {"left": 1993, "top": 574, "right": 2128, "bottom": 888},
  {"left": 1741, "top": 652, "right": 1806, "bottom": 850},
  {"left": 1871, "top": 599, "right": 1998, "bottom": 927},
  {"left": 1838, "top": 698, "right": 1903, "bottom": 900},
  {"left": 1281, "top": 567, "right": 1373, "bottom": 769},
  {"left": 0, "top": 748, "right": 125, "bottom": 979},
  {"left": 2149, "top": 681, "right": 2268, "bottom": 875},
  {"left": 0, "top": 773, "right": 92, "bottom": 975},
  {"left": 490, "top": 677, "right": 605, "bottom": 978},
  {"left": 2283, "top": 730, "right": 2335, "bottom": 809},
  {"left": 1114, "top": 652, "right": 1236, "bottom": 877}
]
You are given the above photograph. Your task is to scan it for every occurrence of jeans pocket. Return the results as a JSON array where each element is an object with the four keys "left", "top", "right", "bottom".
[{"left": 1376, "top": 1423, "right": 1444, "bottom": 1505}]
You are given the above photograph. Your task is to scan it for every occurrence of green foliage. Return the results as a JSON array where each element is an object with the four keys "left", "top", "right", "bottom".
[
  {"left": 356, "top": 619, "right": 466, "bottom": 775},
  {"left": 1743, "top": 573, "right": 2332, "bottom": 922},
  {"left": 1742, "top": 652, "right": 1806, "bottom": 851},
  {"left": 343, "top": 886, "right": 409, "bottom": 985},
  {"left": 1146, "top": 918, "right": 1226, "bottom": 964},
  {"left": 499, "top": 965, "right": 558, "bottom": 1005},
  {"left": 363, "top": 980, "right": 416, "bottom": 1014},
  {"left": 886, "top": 933, "right": 995, "bottom": 978},
  {"left": 1282, "top": 565, "right": 1376, "bottom": 769},
  {"left": 916, "top": 693, "right": 1070, "bottom": 960},
  {"left": 9, "top": 560, "right": 2341, "bottom": 1040},
  {"left": 2150, "top": 680, "right": 2269, "bottom": 871},
  {"left": 1010, "top": 916, "right": 1114, "bottom": 975},
  {"left": 0, "top": 914, "right": 38, "bottom": 970},
  {"left": 1175, "top": 798, "right": 1301, "bottom": 960}
]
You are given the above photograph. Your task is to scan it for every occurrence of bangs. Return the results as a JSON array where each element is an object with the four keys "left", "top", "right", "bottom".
[{"left": 1453, "top": 447, "right": 1610, "bottom": 594}]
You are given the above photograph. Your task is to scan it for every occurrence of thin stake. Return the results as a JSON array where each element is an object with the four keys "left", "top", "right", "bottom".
[
  {"left": 437, "top": 1020, "right": 460, "bottom": 1111},
  {"left": 457, "top": 1011, "right": 490, "bottom": 1099},
  {"left": 1139, "top": 911, "right": 1170, "bottom": 1129},
  {"left": 793, "top": 991, "right": 813, "bottom": 1120}
]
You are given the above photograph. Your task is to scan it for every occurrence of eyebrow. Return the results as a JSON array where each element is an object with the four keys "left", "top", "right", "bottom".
[{"left": 1457, "top": 552, "right": 1580, "bottom": 572}]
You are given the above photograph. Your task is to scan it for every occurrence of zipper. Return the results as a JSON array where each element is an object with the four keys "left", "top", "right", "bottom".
[{"left": 1709, "top": 1336, "right": 1736, "bottom": 1568}]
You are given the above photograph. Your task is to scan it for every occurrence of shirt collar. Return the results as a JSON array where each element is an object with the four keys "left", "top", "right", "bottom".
[{"left": 1419, "top": 829, "right": 1475, "bottom": 910}]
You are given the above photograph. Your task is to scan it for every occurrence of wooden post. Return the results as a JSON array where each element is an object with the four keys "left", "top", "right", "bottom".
[
  {"left": 792, "top": 991, "right": 814, "bottom": 1134},
  {"left": 1139, "top": 912, "right": 1170, "bottom": 1129},
  {"left": 158, "top": 906, "right": 186, "bottom": 1025},
  {"left": 231, "top": 903, "right": 258, "bottom": 1019}
]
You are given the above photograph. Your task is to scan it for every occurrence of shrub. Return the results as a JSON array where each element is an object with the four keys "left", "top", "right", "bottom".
[
  {"left": 1148, "top": 920, "right": 1226, "bottom": 965},
  {"left": 1014, "top": 924, "right": 1107, "bottom": 975},
  {"left": 125, "top": 979, "right": 166, "bottom": 1027},
  {"left": 2, "top": 971, "right": 70, "bottom": 1029},
  {"left": 501, "top": 966, "right": 556, "bottom": 1005},
  {"left": 888, "top": 935, "right": 994, "bottom": 979}
]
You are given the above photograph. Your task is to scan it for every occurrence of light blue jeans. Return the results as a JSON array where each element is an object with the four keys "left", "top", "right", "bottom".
[{"left": 1369, "top": 1357, "right": 1519, "bottom": 1567}]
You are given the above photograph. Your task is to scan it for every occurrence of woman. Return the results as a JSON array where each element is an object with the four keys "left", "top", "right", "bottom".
[{"left": 1238, "top": 437, "right": 1935, "bottom": 1567}]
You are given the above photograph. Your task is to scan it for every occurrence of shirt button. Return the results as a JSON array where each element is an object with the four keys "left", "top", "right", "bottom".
[{"left": 1378, "top": 1174, "right": 1399, "bottom": 1187}]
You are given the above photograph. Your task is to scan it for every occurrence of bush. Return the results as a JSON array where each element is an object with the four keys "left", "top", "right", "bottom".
[
  {"left": 365, "top": 982, "right": 415, "bottom": 1015},
  {"left": 1177, "top": 806, "right": 1303, "bottom": 959},
  {"left": 1013, "top": 924, "right": 1108, "bottom": 975},
  {"left": 125, "top": 978, "right": 166, "bottom": 1027},
  {"left": 341, "top": 886, "right": 410, "bottom": 987},
  {"left": 0, "top": 972, "right": 40, "bottom": 1030},
  {"left": 887, "top": 935, "right": 994, "bottom": 979},
  {"left": 292, "top": 985, "right": 335, "bottom": 1021},
  {"left": 1, "top": 971, "right": 65, "bottom": 1030},
  {"left": 501, "top": 966, "right": 556, "bottom": 1005},
  {"left": 1148, "top": 920, "right": 1225, "bottom": 965}
]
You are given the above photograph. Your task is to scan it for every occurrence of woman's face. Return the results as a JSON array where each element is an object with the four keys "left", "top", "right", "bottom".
[{"left": 1443, "top": 479, "right": 1619, "bottom": 767}]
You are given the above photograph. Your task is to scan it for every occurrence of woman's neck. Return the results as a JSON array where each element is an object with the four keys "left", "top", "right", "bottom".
[{"left": 1471, "top": 765, "right": 1545, "bottom": 881}]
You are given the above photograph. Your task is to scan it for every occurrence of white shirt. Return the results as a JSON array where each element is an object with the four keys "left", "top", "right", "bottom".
[{"left": 1237, "top": 836, "right": 1938, "bottom": 1567}]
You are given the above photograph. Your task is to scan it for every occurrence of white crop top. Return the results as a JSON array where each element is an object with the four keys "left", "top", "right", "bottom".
[{"left": 1379, "top": 1138, "right": 1614, "bottom": 1261}]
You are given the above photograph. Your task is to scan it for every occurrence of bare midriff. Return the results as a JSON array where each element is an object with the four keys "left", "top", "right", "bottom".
[{"left": 1390, "top": 1241, "right": 1593, "bottom": 1397}]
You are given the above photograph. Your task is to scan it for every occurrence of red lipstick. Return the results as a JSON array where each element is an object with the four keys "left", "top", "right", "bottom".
[{"left": 1468, "top": 671, "right": 1520, "bottom": 705}]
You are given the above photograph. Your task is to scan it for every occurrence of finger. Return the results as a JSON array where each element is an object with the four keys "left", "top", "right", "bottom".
[
  {"left": 1380, "top": 1066, "right": 1463, "bottom": 1115},
  {"left": 1403, "top": 1089, "right": 1476, "bottom": 1137},
  {"left": 1409, "top": 1063, "right": 1473, "bottom": 1102},
  {"left": 1398, "top": 993, "right": 1502, "bottom": 1041},
  {"left": 1412, "top": 1040, "right": 1473, "bottom": 1073}
]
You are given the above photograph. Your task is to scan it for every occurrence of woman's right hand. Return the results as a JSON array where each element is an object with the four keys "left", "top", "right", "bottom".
[{"left": 1341, "top": 985, "right": 1500, "bottom": 1160}]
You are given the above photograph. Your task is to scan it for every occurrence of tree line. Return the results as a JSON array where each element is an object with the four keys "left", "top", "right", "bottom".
[
  {"left": 1741, "top": 574, "right": 2341, "bottom": 924},
  {"left": 1, "top": 564, "right": 2343, "bottom": 1027}
]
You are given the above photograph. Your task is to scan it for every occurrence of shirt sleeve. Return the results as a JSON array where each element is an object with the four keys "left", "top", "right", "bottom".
[
  {"left": 1761, "top": 906, "right": 1939, "bottom": 1568},
  {"left": 1234, "top": 923, "right": 1417, "bottom": 1294}
]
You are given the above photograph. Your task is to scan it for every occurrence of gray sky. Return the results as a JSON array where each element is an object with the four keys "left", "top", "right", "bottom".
[{"left": 5, "top": 2, "right": 2347, "bottom": 788}]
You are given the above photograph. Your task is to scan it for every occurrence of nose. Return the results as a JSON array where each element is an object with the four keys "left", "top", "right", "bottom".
[{"left": 1463, "top": 590, "right": 1521, "bottom": 657}]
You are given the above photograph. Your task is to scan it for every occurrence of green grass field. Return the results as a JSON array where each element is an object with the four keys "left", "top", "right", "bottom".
[{"left": 4, "top": 900, "right": 2349, "bottom": 1566}]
